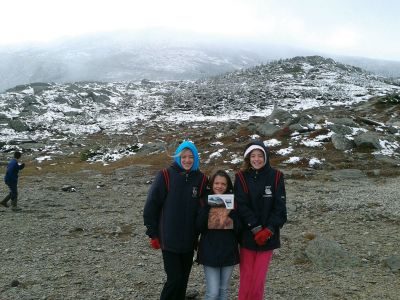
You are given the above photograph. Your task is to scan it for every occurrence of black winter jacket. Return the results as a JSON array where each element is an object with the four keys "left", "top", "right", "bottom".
[
  {"left": 196, "top": 202, "right": 241, "bottom": 267},
  {"left": 234, "top": 142, "right": 287, "bottom": 251},
  {"left": 143, "top": 163, "right": 207, "bottom": 253}
]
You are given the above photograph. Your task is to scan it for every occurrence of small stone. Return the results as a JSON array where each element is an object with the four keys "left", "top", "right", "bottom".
[{"left": 11, "top": 279, "right": 20, "bottom": 287}]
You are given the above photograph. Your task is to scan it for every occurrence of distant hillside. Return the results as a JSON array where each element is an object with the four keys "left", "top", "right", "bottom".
[
  {"left": 1, "top": 55, "right": 399, "bottom": 146},
  {"left": 0, "top": 31, "right": 307, "bottom": 92},
  {"left": 335, "top": 56, "right": 400, "bottom": 78},
  {"left": 0, "top": 30, "right": 318, "bottom": 92},
  {"left": 2, "top": 29, "right": 400, "bottom": 93}
]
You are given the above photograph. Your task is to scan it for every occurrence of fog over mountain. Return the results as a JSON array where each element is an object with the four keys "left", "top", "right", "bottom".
[{"left": 1, "top": 30, "right": 399, "bottom": 92}]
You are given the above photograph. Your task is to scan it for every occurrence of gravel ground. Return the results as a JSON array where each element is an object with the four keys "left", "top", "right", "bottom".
[{"left": 1, "top": 165, "right": 399, "bottom": 300}]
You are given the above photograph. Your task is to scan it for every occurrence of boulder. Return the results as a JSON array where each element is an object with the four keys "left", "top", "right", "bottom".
[
  {"left": 256, "top": 123, "right": 281, "bottom": 136},
  {"left": 267, "top": 108, "right": 293, "bottom": 124},
  {"left": 328, "top": 124, "right": 354, "bottom": 135},
  {"left": 8, "top": 119, "right": 30, "bottom": 132},
  {"left": 331, "top": 133, "right": 355, "bottom": 150},
  {"left": 305, "top": 236, "right": 358, "bottom": 269},
  {"left": 354, "top": 132, "right": 383, "bottom": 149}
]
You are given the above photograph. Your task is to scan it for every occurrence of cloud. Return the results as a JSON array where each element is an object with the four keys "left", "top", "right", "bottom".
[{"left": 1, "top": 0, "right": 399, "bottom": 61}]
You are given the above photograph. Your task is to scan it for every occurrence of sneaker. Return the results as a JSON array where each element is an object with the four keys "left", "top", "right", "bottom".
[{"left": 0, "top": 201, "right": 9, "bottom": 208}]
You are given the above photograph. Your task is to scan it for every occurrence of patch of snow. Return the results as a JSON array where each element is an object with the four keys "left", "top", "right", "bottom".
[
  {"left": 309, "top": 157, "right": 324, "bottom": 167},
  {"left": 283, "top": 156, "right": 301, "bottom": 164},
  {"left": 36, "top": 156, "right": 52, "bottom": 163},
  {"left": 373, "top": 140, "right": 400, "bottom": 156},
  {"left": 225, "top": 154, "right": 242, "bottom": 165},
  {"left": 301, "top": 139, "right": 324, "bottom": 147},
  {"left": 277, "top": 147, "right": 294, "bottom": 156},
  {"left": 264, "top": 139, "right": 281, "bottom": 147}
]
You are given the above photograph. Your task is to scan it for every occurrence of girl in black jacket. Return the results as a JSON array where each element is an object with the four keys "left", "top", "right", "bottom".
[
  {"left": 196, "top": 170, "right": 241, "bottom": 300},
  {"left": 234, "top": 140, "right": 287, "bottom": 300},
  {"left": 144, "top": 141, "right": 207, "bottom": 300}
]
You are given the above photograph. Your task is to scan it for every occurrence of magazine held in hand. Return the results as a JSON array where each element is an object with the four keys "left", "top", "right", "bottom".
[{"left": 207, "top": 194, "right": 234, "bottom": 229}]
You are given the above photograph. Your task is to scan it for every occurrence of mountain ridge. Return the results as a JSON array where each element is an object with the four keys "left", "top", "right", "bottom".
[
  {"left": 2, "top": 30, "right": 399, "bottom": 92},
  {"left": 1, "top": 55, "right": 399, "bottom": 178}
]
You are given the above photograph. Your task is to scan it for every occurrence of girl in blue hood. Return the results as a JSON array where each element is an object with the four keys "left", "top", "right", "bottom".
[{"left": 144, "top": 141, "right": 207, "bottom": 300}]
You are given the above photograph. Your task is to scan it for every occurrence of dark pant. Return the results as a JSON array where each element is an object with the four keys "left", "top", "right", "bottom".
[
  {"left": 160, "top": 250, "right": 194, "bottom": 300},
  {"left": 2, "top": 182, "right": 18, "bottom": 205}
]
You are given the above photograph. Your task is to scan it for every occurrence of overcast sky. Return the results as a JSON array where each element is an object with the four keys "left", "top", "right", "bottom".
[{"left": 1, "top": 0, "right": 399, "bottom": 61}]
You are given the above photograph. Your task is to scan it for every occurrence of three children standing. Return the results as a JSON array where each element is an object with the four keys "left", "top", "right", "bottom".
[{"left": 144, "top": 140, "right": 287, "bottom": 300}]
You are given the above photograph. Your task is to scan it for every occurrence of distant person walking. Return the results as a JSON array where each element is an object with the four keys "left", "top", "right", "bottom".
[
  {"left": 1, "top": 151, "right": 25, "bottom": 211},
  {"left": 234, "top": 140, "right": 287, "bottom": 300},
  {"left": 143, "top": 141, "right": 207, "bottom": 300},
  {"left": 196, "top": 170, "right": 241, "bottom": 300}
]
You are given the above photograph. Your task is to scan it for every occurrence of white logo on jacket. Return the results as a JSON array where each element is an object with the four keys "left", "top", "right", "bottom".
[
  {"left": 192, "top": 187, "right": 198, "bottom": 198},
  {"left": 263, "top": 186, "right": 272, "bottom": 197}
]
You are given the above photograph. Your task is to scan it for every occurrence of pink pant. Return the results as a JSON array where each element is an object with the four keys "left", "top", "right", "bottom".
[{"left": 238, "top": 248, "right": 273, "bottom": 300}]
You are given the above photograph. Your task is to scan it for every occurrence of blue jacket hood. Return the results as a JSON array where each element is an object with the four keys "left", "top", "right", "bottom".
[{"left": 174, "top": 141, "right": 200, "bottom": 171}]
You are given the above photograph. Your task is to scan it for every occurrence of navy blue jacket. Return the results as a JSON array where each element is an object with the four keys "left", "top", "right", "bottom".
[
  {"left": 4, "top": 159, "right": 25, "bottom": 185},
  {"left": 234, "top": 142, "right": 287, "bottom": 251},
  {"left": 143, "top": 163, "right": 207, "bottom": 253},
  {"left": 196, "top": 200, "right": 241, "bottom": 267}
]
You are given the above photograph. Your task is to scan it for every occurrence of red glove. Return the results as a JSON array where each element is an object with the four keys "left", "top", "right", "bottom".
[
  {"left": 254, "top": 228, "right": 273, "bottom": 246},
  {"left": 150, "top": 238, "right": 161, "bottom": 249}
]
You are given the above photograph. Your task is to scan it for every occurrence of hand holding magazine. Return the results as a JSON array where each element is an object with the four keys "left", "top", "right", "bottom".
[{"left": 207, "top": 194, "right": 234, "bottom": 229}]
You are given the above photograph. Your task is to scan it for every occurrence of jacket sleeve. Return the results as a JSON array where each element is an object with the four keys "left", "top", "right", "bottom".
[
  {"left": 199, "top": 174, "right": 209, "bottom": 198},
  {"left": 228, "top": 209, "right": 242, "bottom": 236},
  {"left": 19, "top": 163, "right": 25, "bottom": 170},
  {"left": 234, "top": 174, "right": 259, "bottom": 230},
  {"left": 265, "top": 173, "right": 287, "bottom": 231},
  {"left": 195, "top": 200, "right": 210, "bottom": 234},
  {"left": 143, "top": 171, "right": 167, "bottom": 238}
]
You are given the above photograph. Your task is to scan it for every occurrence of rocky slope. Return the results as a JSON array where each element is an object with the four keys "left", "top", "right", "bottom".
[{"left": 1, "top": 56, "right": 399, "bottom": 174}]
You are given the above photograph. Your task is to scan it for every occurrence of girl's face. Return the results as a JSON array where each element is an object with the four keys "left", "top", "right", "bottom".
[
  {"left": 180, "top": 149, "right": 194, "bottom": 171},
  {"left": 212, "top": 175, "right": 228, "bottom": 194},
  {"left": 249, "top": 149, "right": 265, "bottom": 170}
]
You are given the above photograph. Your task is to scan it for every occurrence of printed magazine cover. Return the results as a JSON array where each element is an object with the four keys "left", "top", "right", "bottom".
[
  {"left": 207, "top": 194, "right": 234, "bottom": 229},
  {"left": 207, "top": 194, "right": 234, "bottom": 209}
]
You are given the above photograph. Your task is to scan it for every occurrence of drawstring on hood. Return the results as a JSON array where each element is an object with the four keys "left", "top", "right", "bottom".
[{"left": 174, "top": 141, "right": 200, "bottom": 171}]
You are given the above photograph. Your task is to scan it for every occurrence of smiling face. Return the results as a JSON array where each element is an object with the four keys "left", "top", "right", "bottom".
[
  {"left": 212, "top": 175, "right": 228, "bottom": 194},
  {"left": 180, "top": 148, "right": 194, "bottom": 171},
  {"left": 249, "top": 149, "right": 265, "bottom": 170}
]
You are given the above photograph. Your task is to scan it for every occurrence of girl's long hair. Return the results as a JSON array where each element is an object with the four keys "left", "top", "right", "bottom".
[{"left": 240, "top": 156, "right": 251, "bottom": 172}]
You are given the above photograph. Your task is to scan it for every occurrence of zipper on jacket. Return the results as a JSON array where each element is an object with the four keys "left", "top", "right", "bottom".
[{"left": 185, "top": 172, "right": 189, "bottom": 182}]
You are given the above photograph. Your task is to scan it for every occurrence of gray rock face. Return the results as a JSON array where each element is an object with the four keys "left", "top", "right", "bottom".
[
  {"left": 384, "top": 256, "right": 400, "bottom": 273},
  {"left": 328, "top": 117, "right": 358, "bottom": 127},
  {"left": 305, "top": 236, "right": 359, "bottom": 269},
  {"left": 256, "top": 123, "right": 281, "bottom": 136},
  {"left": 329, "top": 124, "right": 354, "bottom": 135},
  {"left": 8, "top": 119, "right": 30, "bottom": 132},
  {"left": 354, "top": 132, "right": 383, "bottom": 149},
  {"left": 138, "top": 142, "right": 167, "bottom": 155},
  {"left": 330, "top": 169, "right": 367, "bottom": 180},
  {"left": 267, "top": 108, "right": 293, "bottom": 124},
  {"left": 331, "top": 133, "right": 355, "bottom": 150}
]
